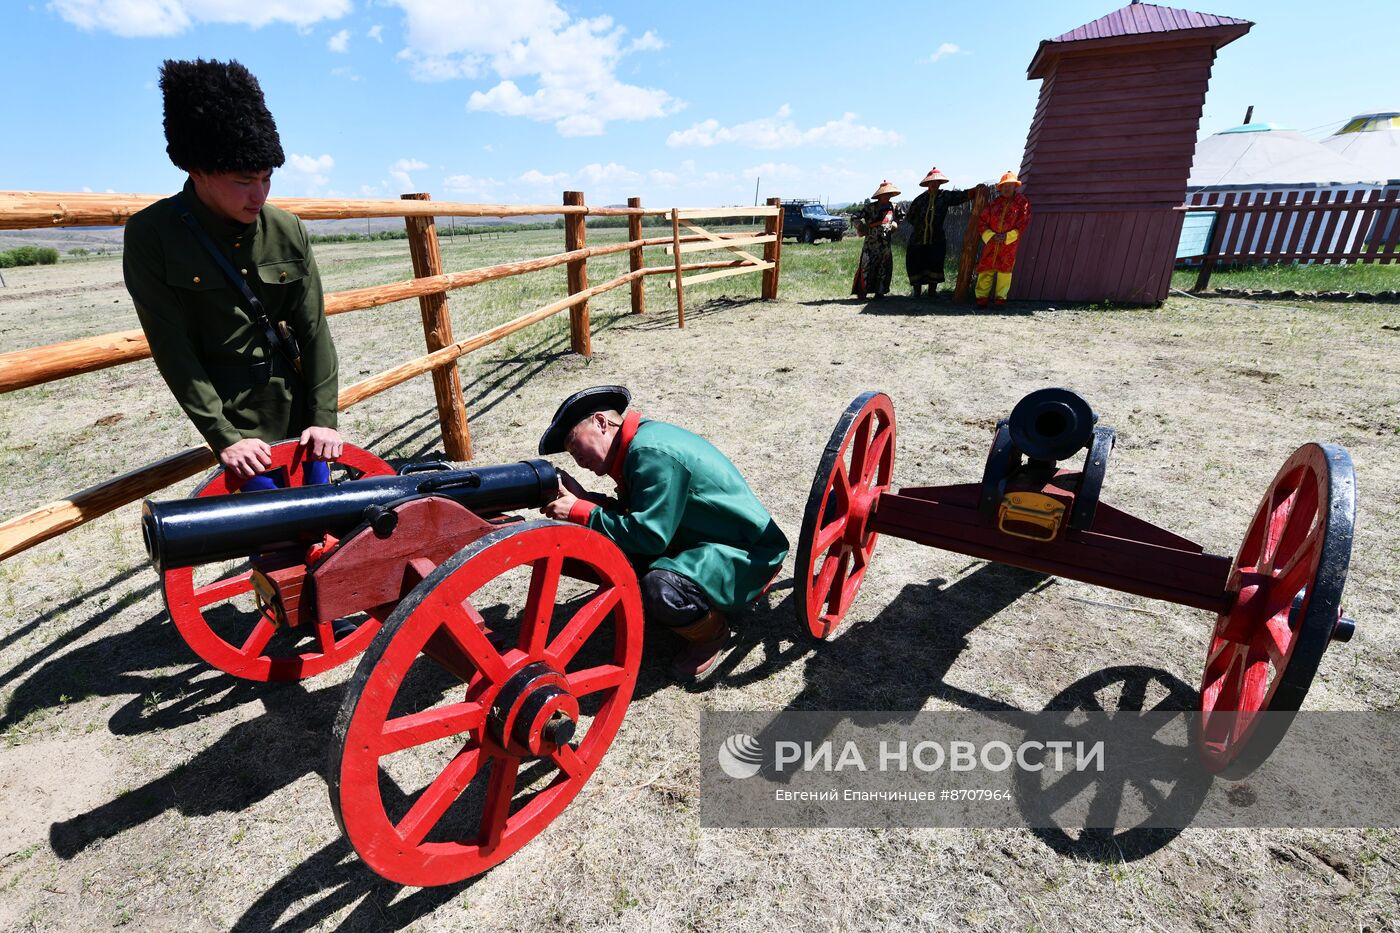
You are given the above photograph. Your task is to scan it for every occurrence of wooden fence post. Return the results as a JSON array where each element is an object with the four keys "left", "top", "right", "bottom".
[
  {"left": 954, "top": 186, "right": 989, "bottom": 304},
  {"left": 402, "top": 192, "right": 472, "bottom": 461},
  {"left": 563, "top": 191, "right": 591, "bottom": 356},
  {"left": 762, "top": 196, "right": 784, "bottom": 299},
  {"left": 627, "top": 196, "right": 645, "bottom": 314},
  {"left": 671, "top": 209, "right": 686, "bottom": 328},
  {"left": 1193, "top": 198, "right": 1232, "bottom": 293}
]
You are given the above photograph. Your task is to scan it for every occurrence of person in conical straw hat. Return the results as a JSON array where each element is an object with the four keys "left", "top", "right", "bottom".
[
  {"left": 851, "top": 180, "right": 903, "bottom": 300},
  {"left": 973, "top": 171, "right": 1031, "bottom": 308},
  {"left": 538, "top": 386, "right": 790, "bottom": 686},
  {"left": 905, "top": 167, "right": 986, "bottom": 299},
  {"left": 124, "top": 59, "right": 344, "bottom": 488}
]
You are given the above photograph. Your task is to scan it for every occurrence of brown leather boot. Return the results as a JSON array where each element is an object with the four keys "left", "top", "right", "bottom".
[{"left": 669, "top": 609, "right": 732, "bottom": 686}]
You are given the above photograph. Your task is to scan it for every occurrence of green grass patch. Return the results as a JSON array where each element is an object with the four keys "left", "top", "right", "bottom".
[{"left": 1173, "top": 261, "right": 1400, "bottom": 293}]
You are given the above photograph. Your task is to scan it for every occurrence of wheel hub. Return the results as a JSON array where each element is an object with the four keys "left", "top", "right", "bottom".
[
  {"left": 486, "top": 662, "right": 580, "bottom": 757},
  {"left": 841, "top": 483, "right": 879, "bottom": 548}
]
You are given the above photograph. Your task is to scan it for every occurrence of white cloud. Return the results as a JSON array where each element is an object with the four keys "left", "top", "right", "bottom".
[
  {"left": 628, "top": 30, "right": 664, "bottom": 52},
  {"left": 667, "top": 105, "right": 902, "bottom": 150},
  {"left": 386, "top": 1, "right": 677, "bottom": 136},
  {"left": 281, "top": 152, "right": 335, "bottom": 195},
  {"left": 925, "top": 42, "right": 968, "bottom": 64},
  {"left": 512, "top": 162, "right": 685, "bottom": 202},
  {"left": 50, "top": 0, "right": 350, "bottom": 37},
  {"left": 327, "top": 28, "right": 349, "bottom": 52},
  {"left": 367, "top": 23, "right": 383, "bottom": 42},
  {"left": 396, "top": 47, "right": 481, "bottom": 82},
  {"left": 330, "top": 66, "right": 359, "bottom": 81},
  {"left": 740, "top": 162, "right": 804, "bottom": 181},
  {"left": 516, "top": 168, "right": 571, "bottom": 190},
  {"left": 389, "top": 157, "right": 429, "bottom": 192},
  {"left": 441, "top": 173, "right": 503, "bottom": 200}
]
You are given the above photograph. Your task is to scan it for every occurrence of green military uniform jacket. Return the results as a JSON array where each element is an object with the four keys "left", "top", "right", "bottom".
[
  {"left": 123, "top": 179, "right": 338, "bottom": 452},
  {"left": 570, "top": 413, "right": 789, "bottom": 612}
]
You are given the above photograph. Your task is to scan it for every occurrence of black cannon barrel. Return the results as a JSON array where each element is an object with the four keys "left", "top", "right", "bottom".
[
  {"left": 143, "top": 460, "right": 559, "bottom": 573},
  {"left": 1006, "top": 388, "right": 1098, "bottom": 462}
]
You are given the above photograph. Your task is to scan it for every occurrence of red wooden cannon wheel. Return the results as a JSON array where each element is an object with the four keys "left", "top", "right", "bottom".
[
  {"left": 330, "top": 519, "right": 644, "bottom": 886},
  {"left": 1197, "top": 443, "right": 1355, "bottom": 777},
  {"left": 161, "top": 440, "right": 396, "bottom": 681},
  {"left": 794, "top": 392, "right": 896, "bottom": 640}
]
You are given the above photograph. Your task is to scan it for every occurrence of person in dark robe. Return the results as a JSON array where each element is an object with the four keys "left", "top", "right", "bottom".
[
  {"left": 851, "top": 180, "right": 901, "bottom": 300},
  {"left": 905, "top": 166, "right": 981, "bottom": 299}
]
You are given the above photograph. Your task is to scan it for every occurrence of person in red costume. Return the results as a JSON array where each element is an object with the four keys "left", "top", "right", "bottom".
[{"left": 974, "top": 171, "right": 1031, "bottom": 308}]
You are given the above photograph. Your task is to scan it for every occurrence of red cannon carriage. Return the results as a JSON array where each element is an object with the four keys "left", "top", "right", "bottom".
[
  {"left": 143, "top": 442, "right": 644, "bottom": 886},
  {"left": 793, "top": 388, "right": 1357, "bottom": 777}
]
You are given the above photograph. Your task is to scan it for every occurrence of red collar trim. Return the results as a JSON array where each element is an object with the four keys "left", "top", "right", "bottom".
[{"left": 604, "top": 410, "right": 642, "bottom": 486}]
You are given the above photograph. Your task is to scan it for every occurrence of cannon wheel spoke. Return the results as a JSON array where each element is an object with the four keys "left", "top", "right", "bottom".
[
  {"left": 332, "top": 520, "right": 644, "bottom": 887},
  {"left": 162, "top": 440, "right": 395, "bottom": 682}
]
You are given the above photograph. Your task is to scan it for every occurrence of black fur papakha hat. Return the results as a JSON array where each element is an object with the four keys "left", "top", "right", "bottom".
[
  {"left": 539, "top": 386, "right": 631, "bottom": 455},
  {"left": 160, "top": 59, "right": 285, "bottom": 173}
]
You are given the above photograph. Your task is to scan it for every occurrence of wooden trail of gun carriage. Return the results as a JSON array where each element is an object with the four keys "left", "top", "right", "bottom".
[{"left": 0, "top": 185, "right": 1362, "bottom": 887}]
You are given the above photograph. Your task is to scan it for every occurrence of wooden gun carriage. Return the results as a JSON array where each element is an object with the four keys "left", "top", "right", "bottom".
[
  {"left": 143, "top": 442, "right": 644, "bottom": 886},
  {"left": 793, "top": 388, "right": 1357, "bottom": 778}
]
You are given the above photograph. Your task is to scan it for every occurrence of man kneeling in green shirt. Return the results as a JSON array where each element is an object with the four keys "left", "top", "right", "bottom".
[{"left": 539, "top": 386, "right": 789, "bottom": 685}]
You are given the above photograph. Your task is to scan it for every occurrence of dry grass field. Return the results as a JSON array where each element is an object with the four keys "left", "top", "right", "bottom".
[{"left": 0, "top": 231, "right": 1398, "bottom": 931}]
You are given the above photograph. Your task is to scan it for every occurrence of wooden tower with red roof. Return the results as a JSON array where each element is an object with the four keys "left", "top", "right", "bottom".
[{"left": 1009, "top": 1, "right": 1251, "bottom": 304}]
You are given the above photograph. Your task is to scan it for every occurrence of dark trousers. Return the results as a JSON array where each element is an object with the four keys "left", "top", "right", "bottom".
[{"left": 641, "top": 569, "right": 711, "bottom": 628}]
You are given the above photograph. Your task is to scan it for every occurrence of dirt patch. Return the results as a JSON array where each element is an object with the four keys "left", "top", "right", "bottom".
[
  {"left": 1, "top": 248, "right": 1398, "bottom": 930},
  {"left": 0, "top": 733, "right": 125, "bottom": 858}
]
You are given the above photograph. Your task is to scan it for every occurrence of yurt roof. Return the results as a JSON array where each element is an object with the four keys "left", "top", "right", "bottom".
[
  {"left": 1189, "top": 123, "right": 1371, "bottom": 188},
  {"left": 1321, "top": 113, "right": 1400, "bottom": 182}
]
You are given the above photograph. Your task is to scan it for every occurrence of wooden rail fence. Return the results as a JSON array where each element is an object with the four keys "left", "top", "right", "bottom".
[
  {"left": 1182, "top": 187, "right": 1400, "bottom": 291},
  {"left": 0, "top": 189, "right": 783, "bottom": 562}
]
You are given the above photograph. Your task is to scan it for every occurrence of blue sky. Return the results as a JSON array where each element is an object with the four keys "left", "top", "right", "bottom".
[{"left": 4, "top": 0, "right": 1393, "bottom": 207}]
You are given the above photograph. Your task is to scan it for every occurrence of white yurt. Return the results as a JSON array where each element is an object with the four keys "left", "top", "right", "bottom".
[
  {"left": 1321, "top": 112, "right": 1400, "bottom": 183},
  {"left": 1188, "top": 122, "right": 1370, "bottom": 189},
  {"left": 1179, "top": 121, "right": 1385, "bottom": 259}
]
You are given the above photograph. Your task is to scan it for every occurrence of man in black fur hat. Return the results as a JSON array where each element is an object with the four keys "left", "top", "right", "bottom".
[{"left": 124, "top": 59, "right": 342, "bottom": 488}]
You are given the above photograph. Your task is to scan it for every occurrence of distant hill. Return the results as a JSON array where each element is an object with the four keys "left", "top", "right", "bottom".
[{"left": 0, "top": 213, "right": 545, "bottom": 254}]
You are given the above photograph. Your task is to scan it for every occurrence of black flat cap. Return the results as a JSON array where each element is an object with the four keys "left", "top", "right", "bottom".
[{"left": 538, "top": 386, "right": 631, "bottom": 455}]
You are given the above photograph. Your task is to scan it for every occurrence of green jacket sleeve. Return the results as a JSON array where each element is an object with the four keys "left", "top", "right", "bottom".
[
  {"left": 586, "top": 451, "right": 690, "bottom": 557},
  {"left": 287, "top": 222, "right": 338, "bottom": 428},
  {"left": 123, "top": 221, "right": 244, "bottom": 451}
]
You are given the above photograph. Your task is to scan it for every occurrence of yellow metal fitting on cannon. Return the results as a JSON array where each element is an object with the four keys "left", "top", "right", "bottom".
[
  {"left": 250, "top": 568, "right": 291, "bottom": 629},
  {"left": 997, "top": 492, "right": 1066, "bottom": 542}
]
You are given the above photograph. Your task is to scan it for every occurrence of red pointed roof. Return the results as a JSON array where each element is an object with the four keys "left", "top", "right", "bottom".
[
  {"left": 1029, "top": 2, "right": 1251, "bottom": 77},
  {"left": 1050, "top": 2, "right": 1250, "bottom": 43}
]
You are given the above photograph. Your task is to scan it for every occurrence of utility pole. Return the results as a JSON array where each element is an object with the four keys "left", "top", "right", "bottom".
[{"left": 753, "top": 177, "right": 760, "bottom": 207}]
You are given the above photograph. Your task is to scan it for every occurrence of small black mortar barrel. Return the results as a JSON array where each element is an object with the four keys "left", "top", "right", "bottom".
[
  {"left": 1006, "top": 388, "right": 1098, "bottom": 462},
  {"left": 142, "top": 459, "right": 559, "bottom": 573}
]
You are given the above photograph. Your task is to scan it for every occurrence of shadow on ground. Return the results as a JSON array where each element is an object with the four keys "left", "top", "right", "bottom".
[
  {"left": 627, "top": 295, "right": 761, "bottom": 330},
  {"left": 748, "top": 562, "right": 1204, "bottom": 862}
]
